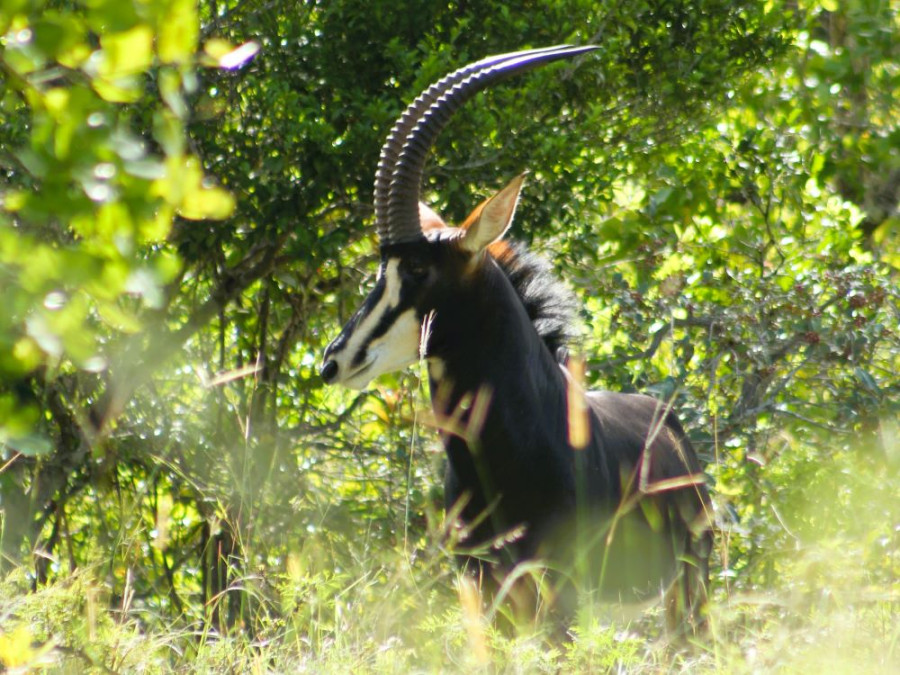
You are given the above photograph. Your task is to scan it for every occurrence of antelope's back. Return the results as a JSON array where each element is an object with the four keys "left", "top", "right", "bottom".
[{"left": 558, "top": 390, "right": 711, "bottom": 599}]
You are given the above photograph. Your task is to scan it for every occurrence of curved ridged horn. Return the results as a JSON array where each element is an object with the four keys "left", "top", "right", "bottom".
[
  {"left": 373, "top": 46, "right": 577, "bottom": 244},
  {"left": 380, "top": 44, "right": 597, "bottom": 246}
]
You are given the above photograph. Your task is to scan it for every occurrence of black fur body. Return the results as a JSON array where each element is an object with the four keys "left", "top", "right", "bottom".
[{"left": 426, "top": 234, "right": 711, "bottom": 618}]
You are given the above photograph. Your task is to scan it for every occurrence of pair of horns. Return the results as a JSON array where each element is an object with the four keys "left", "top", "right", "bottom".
[{"left": 373, "top": 44, "right": 598, "bottom": 246}]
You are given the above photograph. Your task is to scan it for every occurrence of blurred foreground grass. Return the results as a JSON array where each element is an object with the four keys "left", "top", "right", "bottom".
[{"left": 0, "top": 441, "right": 897, "bottom": 674}]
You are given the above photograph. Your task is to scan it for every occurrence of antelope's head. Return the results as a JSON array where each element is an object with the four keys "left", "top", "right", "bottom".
[{"left": 320, "top": 46, "right": 596, "bottom": 390}]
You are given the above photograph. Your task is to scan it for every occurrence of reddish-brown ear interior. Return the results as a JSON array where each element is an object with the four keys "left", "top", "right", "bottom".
[
  {"left": 457, "top": 174, "right": 525, "bottom": 254},
  {"left": 460, "top": 197, "right": 513, "bottom": 262},
  {"left": 459, "top": 199, "right": 488, "bottom": 233}
]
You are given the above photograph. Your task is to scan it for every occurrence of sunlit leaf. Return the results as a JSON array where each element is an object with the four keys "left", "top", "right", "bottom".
[
  {"left": 157, "top": 0, "right": 198, "bottom": 65},
  {"left": 100, "top": 24, "right": 153, "bottom": 77},
  {"left": 92, "top": 76, "right": 142, "bottom": 103},
  {"left": 178, "top": 185, "right": 235, "bottom": 220},
  {"left": 0, "top": 624, "right": 37, "bottom": 667}
]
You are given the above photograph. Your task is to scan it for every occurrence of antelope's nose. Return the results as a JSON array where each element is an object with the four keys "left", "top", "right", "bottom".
[{"left": 320, "top": 359, "right": 338, "bottom": 384}]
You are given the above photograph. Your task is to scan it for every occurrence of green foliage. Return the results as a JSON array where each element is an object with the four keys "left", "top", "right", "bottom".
[
  {"left": 0, "top": 0, "right": 232, "bottom": 448},
  {"left": 0, "top": 0, "right": 898, "bottom": 671}
]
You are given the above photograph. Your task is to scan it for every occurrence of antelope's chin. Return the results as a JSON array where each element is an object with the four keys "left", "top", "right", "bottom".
[
  {"left": 343, "top": 373, "right": 374, "bottom": 390},
  {"left": 342, "top": 352, "right": 423, "bottom": 390},
  {"left": 339, "top": 358, "right": 376, "bottom": 390}
]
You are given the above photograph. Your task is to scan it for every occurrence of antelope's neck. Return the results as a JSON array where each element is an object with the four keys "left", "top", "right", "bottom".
[
  {"left": 425, "top": 266, "right": 572, "bottom": 462},
  {"left": 425, "top": 270, "right": 586, "bottom": 558}
]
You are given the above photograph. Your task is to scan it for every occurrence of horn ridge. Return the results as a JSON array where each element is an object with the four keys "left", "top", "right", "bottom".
[
  {"left": 383, "top": 45, "right": 597, "bottom": 243},
  {"left": 374, "top": 45, "right": 594, "bottom": 245}
]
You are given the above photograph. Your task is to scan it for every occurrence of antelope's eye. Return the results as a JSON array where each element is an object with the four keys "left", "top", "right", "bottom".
[{"left": 403, "top": 259, "right": 429, "bottom": 281}]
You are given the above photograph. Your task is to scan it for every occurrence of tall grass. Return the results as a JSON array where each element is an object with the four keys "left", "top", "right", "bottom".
[{"left": 1, "top": 437, "right": 897, "bottom": 673}]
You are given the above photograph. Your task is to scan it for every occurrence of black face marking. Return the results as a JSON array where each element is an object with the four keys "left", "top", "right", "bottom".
[
  {"left": 350, "top": 290, "right": 416, "bottom": 367},
  {"left": 321, "top": 250, "right": 440, "bottom": 389},
  {"left": 323, "top": 277, "right": 385, "bottom": 361}
]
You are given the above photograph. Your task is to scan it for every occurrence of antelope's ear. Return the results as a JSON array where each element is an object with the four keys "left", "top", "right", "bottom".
[
  {"left": 419, "top": 202, "right": 447, "bottom": 233},
  {"left": 459, "top": 173, "right": 526, "bottom": 254}
]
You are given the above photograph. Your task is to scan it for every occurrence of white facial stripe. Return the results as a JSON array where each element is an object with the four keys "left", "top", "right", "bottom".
[
  {"left": 383, "top": 258, "right": 402, "bottom": 309},
  {"left": 342, "top": 308, "right": 421, "bottom": 389},
  {"left": 332, "top": 257, "right": 419, "bottom": 389},
  {"left": 341, "top": 258, "right": 402, "bottom": 362},
  {"left": 340, "top": 304, "right": 385, "bottom": 370},
  {"left": 368, "top": 308, "right": 421, "bottom": 369}
]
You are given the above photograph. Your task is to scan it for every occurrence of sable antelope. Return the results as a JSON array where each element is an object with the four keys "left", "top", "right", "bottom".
[{"left": 320, "top": 45, "right": 712, "bottom": 630}]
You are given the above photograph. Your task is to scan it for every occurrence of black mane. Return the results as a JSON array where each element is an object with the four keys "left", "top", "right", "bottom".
[{"left": 490, "top": 241, "right": 579, "bottom": 357}]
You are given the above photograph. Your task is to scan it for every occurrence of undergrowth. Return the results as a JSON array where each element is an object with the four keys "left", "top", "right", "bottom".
[{"left": 1, "top": 444, "right": 897, "bottom": 674}]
